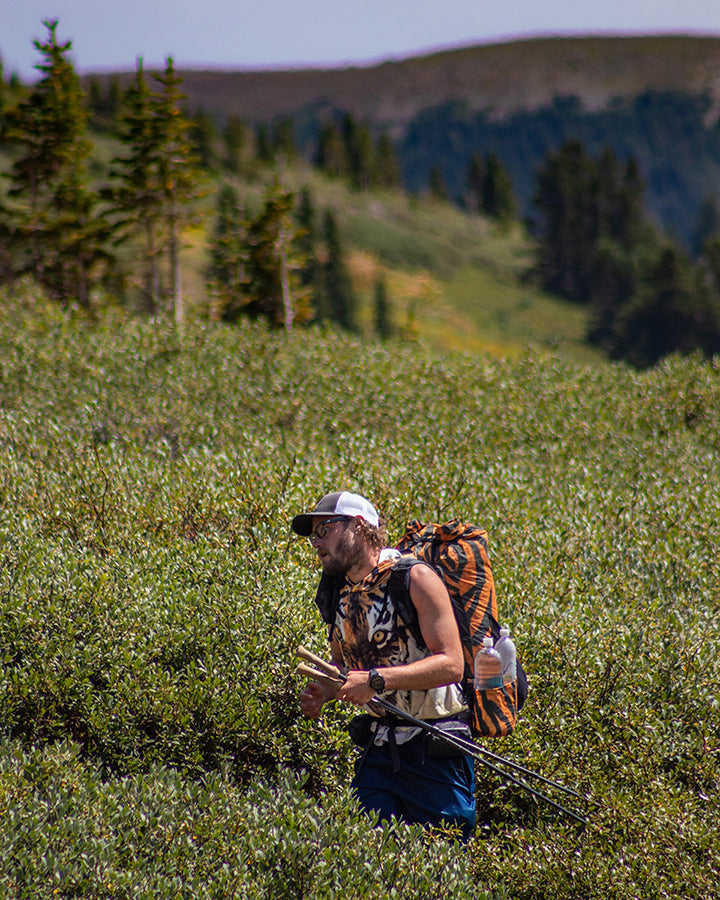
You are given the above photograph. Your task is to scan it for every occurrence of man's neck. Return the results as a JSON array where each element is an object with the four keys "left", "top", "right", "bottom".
[{"left": 345, "top": 546, "right": 380, "bottom": 584}]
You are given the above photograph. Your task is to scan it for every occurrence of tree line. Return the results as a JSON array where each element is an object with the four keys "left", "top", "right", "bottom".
[
  {"left": 533, "top": 140, "right": 720, "bottom": 368},
  {"left": 3, "top": 20, "right": 720, "bottom": 365},
  {"left": 0, "top": 20, "right": 378, "bottom": 334}
]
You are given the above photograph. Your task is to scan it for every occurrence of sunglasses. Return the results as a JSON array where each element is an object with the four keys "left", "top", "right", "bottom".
[{"left": 308, "top": 516, "right": 349, "bottom": 542}]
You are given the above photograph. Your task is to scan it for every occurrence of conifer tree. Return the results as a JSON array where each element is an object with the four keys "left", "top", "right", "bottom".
[
  {"left": 322, "top": 209, "right": 357, "bottom": 330},
  {"left": 374, "top": 133, "right": 401, "bottom": 189},
  {"left": 342, "top": 113, "right": 373, "bottom": 191},
  {"left": 229, "top": 181, "right": 311, "bottom": 329},
  {"left": 272, "top": 116, "right": 296, "bottom": 162},
  {"left": 190, "top": 109, "right": 218, "bottom": 170},
  {"left": 222, "top": 115, "right": 248, "bottom": 173},
  {"left": 1, "top": 19, "right": 110, "bottom": 305},
  {"left": 315, "top": 120, "right": 347, "bottom": 177},
  {"left": 373, "top": 274, "right": 393, "bottom": 339},
  {"left": 295, "top": 187, "right": 325, "bottom": 319},
  {"left": 482, "top": 154, "right": 516, "bottom": 224},
  {"left": 465, "top": 155, "right": 485, "bottom": 213},
  {"left": 207, "top": 184, "right": 247, "bottom": 319},
  {"left": 533, "top": 140, "right": 599, "bottom": 301},
  {"left": 106, "top": 59, "right": 165, "bottom": 313},
  {"left": 152, "top": 57, "right": 204, "bottom": 325}
]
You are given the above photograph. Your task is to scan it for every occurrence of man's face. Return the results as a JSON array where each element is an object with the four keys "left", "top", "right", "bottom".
[{"left": 309, "top": 516, "right": 363, "bottom": 576}]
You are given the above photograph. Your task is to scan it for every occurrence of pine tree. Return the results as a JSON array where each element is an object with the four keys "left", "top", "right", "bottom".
[
  {"left": 612, "top": 246, "right": 700, "bottom": 367},
  {"left": 322, "top": 209, "right": 356, "bottom": 330},
  {"left": 272, "top": 116, "right": 296, "bottom": 162},
  {"left": 222, "top": 115, "right": 248, "bottom": 173},
  {"left": 482, "top": 154, "right": 516, "bottom": 224},
  {"left": 374, "top": 133, "right": 401, "bottom": 189},
  {"left": 533, "top": 140, "right": 598, "bottom": 301},
  {"left": 465, "top": 155, "right": 485, "bottom": 213},
  {"left": 190, "top": 109, "right": 218, "bottom": 170},
  {"left": 1, "top": 19, "right": 110, "bottom": 305},
  {"left": 207, "top": 184, "right": 247, "bottom": 320},
  {"left": 152, "top": 57, "right": 204, "bottom": 325},
  {"left": 106, "top": 58, "right": 165, "bottom": 313},
  {"left": 295, "top": 187, "right": 325, "bottom": 319},
  {"left": 373, "top": 274, "right": 393, "bottom": 339},
  {"left": 343, "top": 113, "right": 373, "bottom": 191},
  {"left": 315, "top": 120, "right": 348, "bottom": 177},
  {"left": 231, "top": 181, "right": 311, "bottom": 329}
]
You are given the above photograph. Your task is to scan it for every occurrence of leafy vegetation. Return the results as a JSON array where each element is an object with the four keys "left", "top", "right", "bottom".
[{"left": 0, "top": 288, "right": 718, "bottom": 896}]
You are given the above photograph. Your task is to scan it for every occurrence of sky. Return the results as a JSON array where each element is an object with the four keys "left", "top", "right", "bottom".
[{"left": 2, "top": 0, "right": 720, "bottom": 81}]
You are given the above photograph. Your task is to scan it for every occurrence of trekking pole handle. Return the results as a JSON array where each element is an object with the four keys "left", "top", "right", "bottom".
[
  {"left": 296, "top": 646, "right": 346, "bottom": 681},
  {"left": 296, "top": 662, "right": 344, "bottom": 688}
]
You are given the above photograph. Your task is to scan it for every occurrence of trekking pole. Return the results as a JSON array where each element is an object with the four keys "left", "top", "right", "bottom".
[
  {"left": 296, "top": 647, "right": 588, "bottom": 825},
  {"left": 296, "top": 646, "right": 585, "bottom": 799}
]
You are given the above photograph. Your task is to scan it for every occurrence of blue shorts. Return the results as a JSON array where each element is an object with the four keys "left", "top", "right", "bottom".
[{"left": 351, "top": 736, "right": 476, "bottom": 840}]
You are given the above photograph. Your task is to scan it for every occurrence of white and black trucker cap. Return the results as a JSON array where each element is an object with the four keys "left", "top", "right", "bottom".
[{"left": 291, "top": 491, "right": 379, "bottom": 536}]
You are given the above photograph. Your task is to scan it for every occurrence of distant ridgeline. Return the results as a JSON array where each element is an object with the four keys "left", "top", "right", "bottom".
[{"left": 162, "top": 35, "right": 720, "bottom": 248}]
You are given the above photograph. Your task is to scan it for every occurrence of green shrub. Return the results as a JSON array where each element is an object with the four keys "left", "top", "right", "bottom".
[{"left": 0, "top": 293, "right": 718, "bottom": 897}]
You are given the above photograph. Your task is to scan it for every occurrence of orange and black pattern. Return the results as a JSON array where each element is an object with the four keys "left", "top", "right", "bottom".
[{"left": 396, "top": 519, "right": 519, "bottom": 737}]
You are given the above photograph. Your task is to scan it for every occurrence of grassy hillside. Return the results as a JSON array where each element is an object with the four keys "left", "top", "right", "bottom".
[
  {"left": 0, "top": 291, "right": 718, "bottom": 897},
  {"left": 177, "top": 162, "right": 603, "bottom": 364}
]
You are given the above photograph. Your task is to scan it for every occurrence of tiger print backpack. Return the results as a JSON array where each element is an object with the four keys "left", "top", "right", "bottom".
[{"left": 391, "top": 519, "right": 528, "bottom": 738}]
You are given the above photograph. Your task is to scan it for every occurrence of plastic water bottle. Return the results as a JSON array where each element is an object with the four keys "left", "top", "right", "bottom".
[
  {"left": 495, "top": 626, "right": 517, "bottom": 684},
  {"left": 474, "top": 635, "right": 502, "bottom": 690}
]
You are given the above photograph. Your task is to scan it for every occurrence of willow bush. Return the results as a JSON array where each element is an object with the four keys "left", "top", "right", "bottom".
[{"left": 0, "top": 290, "right": 718, "bottom": 897}]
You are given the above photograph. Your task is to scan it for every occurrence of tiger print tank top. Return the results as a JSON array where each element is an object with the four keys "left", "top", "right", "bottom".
[{"left": 332, "top": 556, "right": 467, "bottom": 725}]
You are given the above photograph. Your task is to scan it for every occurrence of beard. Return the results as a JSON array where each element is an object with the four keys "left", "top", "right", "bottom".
[{"left": 320, "top": 527, "right": 365, "bottom": 577}]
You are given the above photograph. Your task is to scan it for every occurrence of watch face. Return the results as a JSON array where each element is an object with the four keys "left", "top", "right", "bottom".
[{"left": 369, "top": 670, "right": 385, "bottom": 692}]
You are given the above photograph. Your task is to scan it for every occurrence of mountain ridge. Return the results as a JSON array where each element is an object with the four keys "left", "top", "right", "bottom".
[{"left": 155, "top": 35, "right": 720, "bottom": 129}]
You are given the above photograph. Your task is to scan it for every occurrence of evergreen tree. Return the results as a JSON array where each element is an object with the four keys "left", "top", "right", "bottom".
[
  {"left": 152, "top": 57, "right": 204, "bottom": 325},
  {"left": 222, "top": 115, "right": 248, "bottom": 174},
  {"left": 373, "top": 274, "right": 393, "bottom": 340},
  {"left": 1, "top": 19, "right": 111, "bottom": 305},
  {"left": 533, "top": 140, "right": 596, "bottom": 301},
  {"left": 465, "top": 155, "right": 485, "bottom": 213},
  {"left": 207, "top": 184, "right": 247, "bottom": 319},
  {"left": 692, "top": 196, "right": 720, "bottom": 257},
  {"left": 189, "top": 109, "right": 218, "bottom": 170},
  {"left": 374, "top": 133, "right": 401, "bottom": 189},
  {"left": 610, "top": 246, "right": 704, "bottom": 368},
  {"left": 342, "top": 113, "right": 373, "bottom": 191},
  {"left": 295, "top": 186, "right": 325, "bottom": 319},
  {"left": 255, "top": 122, "right": 273, "bottom": 164},
  {"left": 315, "top": 119, "right": 347, "bottom": 177},
  {"left": 272, "top": 116, "right": 296, "bottom": 162},
  {"left": 322, "top": 209, "right": 357, "bottom": 330},
  {"left": 614, "top": 158, "right": 646, "bottom": 251},
  {"left": 482, "top": 153, "right": 516, "bottom": 223},
  {"left": 106, "top": 58, "right": 165, "bottom": 313},
  {"left": 230, "top": 181, "right": 311, "bottom": 329}
]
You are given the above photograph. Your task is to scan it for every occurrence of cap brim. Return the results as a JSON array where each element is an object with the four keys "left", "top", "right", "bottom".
[{"left": 291, "top": 514, "right": 315, "bottom": 536}]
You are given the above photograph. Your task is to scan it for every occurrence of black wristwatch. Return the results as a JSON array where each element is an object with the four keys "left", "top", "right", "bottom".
[{"left": 368, "top": 668, "right": 385, "bottom": 693}]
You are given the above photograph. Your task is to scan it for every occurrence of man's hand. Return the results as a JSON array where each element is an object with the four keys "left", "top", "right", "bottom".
[
  {"left": 299, "top": 678, "right": 339, "bottom": 718},
  {"left": 337, "top": 669, "right": 376, "bottom": 707}
]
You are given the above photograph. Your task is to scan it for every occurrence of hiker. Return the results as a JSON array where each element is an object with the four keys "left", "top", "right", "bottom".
[{"left": 292, "top": 491, "right": 476, "bottom": 839}]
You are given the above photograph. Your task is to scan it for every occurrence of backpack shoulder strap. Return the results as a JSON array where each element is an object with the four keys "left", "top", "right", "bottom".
[
  {"left": 388, "top": 556, "right": 428, "bottom": 648},
  {"left": 313, "top": 572, "right": 345, "bottom": 625}
]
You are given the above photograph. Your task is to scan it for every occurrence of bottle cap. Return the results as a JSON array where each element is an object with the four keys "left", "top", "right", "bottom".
[
  {"left": 483, "top": 635, "right": 494, "bottom": 649},
  {"left": 500, "top": 626, "right": 510, "bottom": 637}
]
